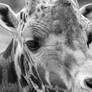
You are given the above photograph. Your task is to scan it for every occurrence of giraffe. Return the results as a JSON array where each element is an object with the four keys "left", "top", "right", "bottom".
[{"left": 0, "top": 0, "right": 92, "bottom": 92}]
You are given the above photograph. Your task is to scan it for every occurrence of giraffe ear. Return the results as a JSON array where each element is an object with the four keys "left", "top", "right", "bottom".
[
  {"left": 0, "top": 3, "right": 19, "bottom": 53},
  {"left": 79, "top": 4, "right": 92, "bottom": 47},
  {"left": 0, "top": 3, "right": 19, "bottom": 33},
  {"left": 80, "top": 3, "right": 92, "bottom": 20}
]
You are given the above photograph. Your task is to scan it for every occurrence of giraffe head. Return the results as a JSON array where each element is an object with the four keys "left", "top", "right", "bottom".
[
  {"left": 20, "top": 0, "right": 92, "bottom": 91},
  {"left": 1, "top": 0, "right": 92, "bottom": 92}
]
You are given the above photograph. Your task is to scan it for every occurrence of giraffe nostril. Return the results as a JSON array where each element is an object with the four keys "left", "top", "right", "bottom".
[{"left": 84, "top": 78, "right": 92, "bottom": 89}]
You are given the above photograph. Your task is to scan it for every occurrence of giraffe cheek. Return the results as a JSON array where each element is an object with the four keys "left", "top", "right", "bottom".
[
  {"left": 37, "top": 64, "right": 49, "bottom": 86},
  {"left": 8, "top": 62, "right": 18, "bottom": 84},
  {"left": 49, "top": 71, "right": 67, "bottom": 91}
]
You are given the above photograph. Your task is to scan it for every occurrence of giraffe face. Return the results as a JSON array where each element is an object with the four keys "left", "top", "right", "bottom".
[
  {"left": 0, "top": 0, "right": 92, "bottom": 92},
  {"left": 21, "top": 0, "right": 92, "bottom": 91}
]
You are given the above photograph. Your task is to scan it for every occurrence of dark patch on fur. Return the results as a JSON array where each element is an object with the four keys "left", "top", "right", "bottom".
[
  {"left": 0, "top": 65, "right": 2, "bottom": 84},
  {"left": 24, "top": 13, "right": 26, "bottom": 23},
  {"left": 18, "top": 54, "right": 26, "bottom": 75},
  {"left": 0, "top": 7, "right": 15, "bottom": 27},
  {"left": 3, "top": 39, "right": 13, "bottom": 59},
  {"left": 8, "top": 61, "right": 18, "bottom": 83},
  {"left": 31, "top": 87, "right": 37, "bottom": 92},
  {"left": 30, "top": 74, "right": 42, "bottom": 89},
  {"left": 14, "top": 41, "right": 18, "bottom": 54},
  {"left": 63, "top": 1, "right": 71, "bottom": 6},
  {"left": 20, "top": 75, "right": 28, "bottom": 87},
  {"left": 20, "top": 12, "right": 23, "bottom": 20},
  {"left": 20, "top": 12, "right": 26, "bottom": 23}
]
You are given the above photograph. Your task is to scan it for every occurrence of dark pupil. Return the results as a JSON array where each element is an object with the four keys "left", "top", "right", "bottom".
[{"left": 25, "top": 37, "right": 41, "bottom": 52}]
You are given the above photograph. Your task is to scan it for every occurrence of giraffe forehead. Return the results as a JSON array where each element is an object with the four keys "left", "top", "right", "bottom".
[
  {"left": 21, "top": 0, "right": 86, "bottom": 65},
  {"left": 23, "top": 0, "right": 79, "bottom": 41}
]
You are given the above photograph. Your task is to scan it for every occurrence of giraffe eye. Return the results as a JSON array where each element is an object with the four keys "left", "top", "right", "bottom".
[{"left": 25, "top": 37, "right": 42, "bottom": 52}]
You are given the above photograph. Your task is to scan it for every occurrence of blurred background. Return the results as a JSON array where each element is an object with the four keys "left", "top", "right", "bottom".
[
  {"left": 0, "top": 0, "right": 92, "bottom": 52},
  {"left": 0, "top": 0, "right": 91, "bottom": 13}
]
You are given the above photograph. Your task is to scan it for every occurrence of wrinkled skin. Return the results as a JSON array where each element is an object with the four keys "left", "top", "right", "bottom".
[{"left": 0, "top": 0, "right": 92, "bottom": 92}]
